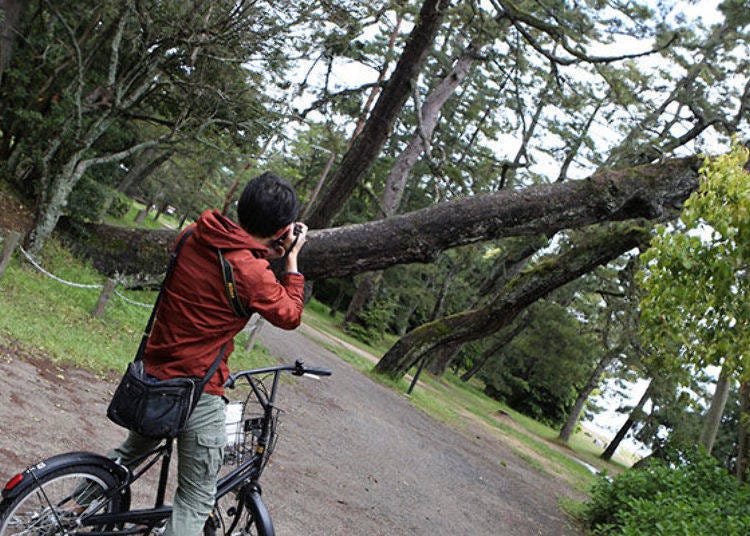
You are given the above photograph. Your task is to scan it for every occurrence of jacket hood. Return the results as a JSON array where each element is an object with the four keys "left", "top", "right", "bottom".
[{"left": 193, "top": 209, "right": 268, "bottom": 253}]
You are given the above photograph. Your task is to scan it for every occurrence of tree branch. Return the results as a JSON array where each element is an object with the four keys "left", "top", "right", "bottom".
[
  {"left": 299, "top": 156, "right": 702, "bottom": 279},
  {"left": 491, "top": 0, "right": 679, "bottom": 65},
  {"left": 74, "top": 138, "right": 167, "bottom": 175}
]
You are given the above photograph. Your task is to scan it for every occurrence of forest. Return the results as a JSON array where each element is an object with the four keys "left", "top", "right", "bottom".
[{"left": 1, "top": 0, "right": 750, "bottom": 533}]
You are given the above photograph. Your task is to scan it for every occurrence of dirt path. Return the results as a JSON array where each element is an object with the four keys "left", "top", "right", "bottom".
[{"left": 0, "top": 324, "right": 585, "bottom": 535}]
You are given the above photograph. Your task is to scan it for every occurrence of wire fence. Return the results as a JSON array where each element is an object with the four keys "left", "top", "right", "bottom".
[{"left": 1, "top": 229, "right": 155, "bottom": 313}]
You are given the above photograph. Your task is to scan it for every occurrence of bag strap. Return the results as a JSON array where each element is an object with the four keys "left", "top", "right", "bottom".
[
  {"left": 197, "top": 343, "right": 227, "bottom": 391},
  {"left": 135, "top": 228, "right": 195, "bottom": 362},
  {"left": 218, "top": 249, "right": 251, "bottom": 318}
]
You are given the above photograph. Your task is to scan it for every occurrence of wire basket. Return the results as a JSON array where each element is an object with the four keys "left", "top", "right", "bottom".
[{"left": 223, "top": 387, "right": 280, "bottom": 467}]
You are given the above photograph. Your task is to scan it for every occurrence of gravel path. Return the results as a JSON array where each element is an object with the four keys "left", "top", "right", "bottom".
[{"left": 0, "top": 323, "right": 585, "bottom": 535}]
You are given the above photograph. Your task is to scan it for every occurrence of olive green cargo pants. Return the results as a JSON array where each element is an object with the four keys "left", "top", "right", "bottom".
[{"left": 112, "top": 394, "right": 227, "bottom": 536}]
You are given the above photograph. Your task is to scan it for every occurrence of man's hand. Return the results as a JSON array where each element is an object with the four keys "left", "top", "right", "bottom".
[
  {"left": 283, "top": 222, "right": 307, "bottom": 273},
  {"left": 285, "top": 223, "right": 308, "bottom": 258}
]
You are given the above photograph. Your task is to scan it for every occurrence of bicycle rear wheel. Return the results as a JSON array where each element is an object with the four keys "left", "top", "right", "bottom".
[
  {"left": 0, "top": 463, "right": 126, "bottom": 535},
  {"left": 205, "top": 485, "right": 274, "bottom": 536}
]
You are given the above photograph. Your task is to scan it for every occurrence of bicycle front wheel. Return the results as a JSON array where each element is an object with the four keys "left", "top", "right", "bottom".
[
  {"left": 206, "top": 485, "right": 274, "bottom": 536},
  {"left": 0, "top": 463, "right": 126, "bottom": 535}
]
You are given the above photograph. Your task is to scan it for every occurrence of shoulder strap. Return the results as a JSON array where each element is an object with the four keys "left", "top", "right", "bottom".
[
  {"left": 218, "top": 249, "right": 251, "bottom": 318},
  {"left": 134, "top": 228, "right": 195, "bottom": 361},
  {"left": 198, "top": 343, "right": 227, "bottom": 390}
]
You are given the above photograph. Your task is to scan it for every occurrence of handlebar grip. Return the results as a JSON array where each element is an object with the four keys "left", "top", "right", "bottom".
[{"left": 304, "top": 367, "right": 332, "bottom": 377}]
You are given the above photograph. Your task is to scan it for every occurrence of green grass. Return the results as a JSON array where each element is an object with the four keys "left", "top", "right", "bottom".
[
  {"left": 104, "top": 200, "right": 182, "bottom": 231},
  {"left": 303, "top": 298, "right": 398, "bottom": 356},
  {"left": 0, "top": 241, "right": 151, "bottom": 371},
  {"left": 0, "top": 238, "right": 275, "bottom": 374}
]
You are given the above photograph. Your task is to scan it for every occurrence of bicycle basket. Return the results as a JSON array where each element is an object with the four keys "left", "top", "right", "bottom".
[{"left": 224, "top": 390, "right": 281, "bottom": 467}]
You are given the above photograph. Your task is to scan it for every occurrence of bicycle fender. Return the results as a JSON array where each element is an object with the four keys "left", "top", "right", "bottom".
[
  {"left": 246, "top": 487, "right": 275, "bottom": 536},
  {"left": 1, "top": 451, "right": 129, "bottom": 502}
]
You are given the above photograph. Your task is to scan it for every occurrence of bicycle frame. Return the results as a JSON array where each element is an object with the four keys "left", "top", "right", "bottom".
[
  {"left": 74, "top": 442, "right": 265, "bottom": 532},
  {"left": 66, "top": 361, "right": 329, "bottom": 534}
]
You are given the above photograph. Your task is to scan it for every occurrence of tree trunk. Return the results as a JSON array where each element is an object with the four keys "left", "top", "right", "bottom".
[
  {"left": 26, "top": 170, "right": 79, "bottom": 252},
  {"left": 736, "top": 381, "right": 750, "bottom": 482},
  {"left": 345, "top": 39, "right": 480, "bottom": 324},
  {"left": 244, "top": 316, "right": 265, "bottom": 352},
  {"left": 374, "top": 221, "right": 652, "bottom": 377},
  {"left": 305, "top": 0, "right": 452, "bottom": 229},
  {"left": 425, "top": 238, "right": 544, "bottom": 376},
  {"left": 426, "top": 343, "right": 461, "bottom": 376},
  {"left": 76, "top": 156, "right": 703, "bottom": 280},
  {"left": 298, "top": 156, "right": 702, "bottom": 280},
  {"left": 101, "top": 149, "right": 172, "bottom": 215},
  {"left": 0, "top": 0, "right": 24, "bottom": 87},
  {"left": 600, "top": 380, "right": 653, "bottom": 461},
  {"left": 302, "top": 8, "right": 404, "bottom": 220},
  {"left": 26, "top": 123, "right": 160, "bottom": 252},
  {"left": 698, "top": 364, "right": 732, "bottom": 454},
  {"left": 343, "top": 271, "right": 383, "bottom": 324},
  {"left": 460, "top": 314, "right": 530, "bottom": 382},
  {"left": 394, "top": 300, "right": 419, "bottom": 336},
  {"left": 382, "top": 42, "right": 480, "bottom": 212},
  {"left": 121, "top": 148, "right": 172, "bottom": 195},
  {"left": 559, "top": 351, "right": 617, "bottom": 443}
]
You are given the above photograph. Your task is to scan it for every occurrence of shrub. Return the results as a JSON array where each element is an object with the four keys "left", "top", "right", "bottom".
[
  {"left": 583, "top": 451, "right": 750, "bottom": 535},
  {"left": 67, "top": 176, "right": 108, "bottom": 222},
  {"left": 344, "top": 299, "right": 395, "bottom": 343},
  {"left": 107, "top": 191, "right": 132, "bottom": 219}
]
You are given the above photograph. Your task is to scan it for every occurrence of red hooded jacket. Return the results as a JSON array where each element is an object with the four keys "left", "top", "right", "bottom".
[{"left": 143, "top": 210, "right": 305, "bottom": 395}]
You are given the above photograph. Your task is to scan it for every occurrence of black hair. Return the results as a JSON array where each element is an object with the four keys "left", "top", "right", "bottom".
[{"left": 237, "top": 172, "right": 300, "bottom": 237}]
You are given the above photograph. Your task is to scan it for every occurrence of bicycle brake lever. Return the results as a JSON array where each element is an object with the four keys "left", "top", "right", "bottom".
[{"left": 292, "top": 359, "right": 305, "bottom": 376}]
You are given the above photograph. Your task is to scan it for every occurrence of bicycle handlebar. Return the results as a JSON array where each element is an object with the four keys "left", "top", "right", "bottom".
[{"left": 225, "top": 359, "right": 332, "bottom": 389}]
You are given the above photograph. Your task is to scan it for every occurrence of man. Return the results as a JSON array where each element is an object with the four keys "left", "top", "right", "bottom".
[{"left": 113, "top": 171, "right": 308, "bottom": 535}]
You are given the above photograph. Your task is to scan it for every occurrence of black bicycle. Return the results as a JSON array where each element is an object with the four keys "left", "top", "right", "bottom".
[{"left": 0, "top": 359, "right": 331, "bottom": 535}]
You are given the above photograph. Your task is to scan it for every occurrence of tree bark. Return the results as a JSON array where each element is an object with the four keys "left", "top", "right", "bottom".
[
  {"left": 299, "top": 156, "right": 702, "bottom": 280},
  {"left": 600, "top": 380, "right": 653, "bottom": 461},
  {"left": 737, "top": 381, "right": 750, "bottom": 482},
  {"left": 382, "top": 41, "right": 480, "bottom": 212},
  {"left": 343, "top": 271, "right": 383, "bottom": 324},
  {"left": 0, "top": 0, "right": 23, "bottom": 87},
  {"left": 698, "top": 364, "right": 732, "bottom": 454},
  {"left": 301, "top": 7, "right": 404, "bottom": 221},
  {"left": 345, "top": 39, "right": 480, "bottom": 325},
  {"left": 305, "top": 0, "right": 452, "bottom": 229},
  {"left": 423, "top": 264, "right": 459, "bottom": 375},
  {"left": 374, "top": 221, "right": 652, "bottom": 377},
  {"left": 559, "top": 351, "right": 617, "bottom": 443},
  {"left": 26, "top": 135, "right": 160, "bottom": 252},
  {"left": 78, "top": 156, "right": 703, "bottom": 280},
  {"left": 120, "top": 148, "right": 172, "bottom": 195},
  {"left": 101, "top": 148, "right": 172, "bottom": 215},
  {"left": 425, "top": 237, "right": 545, "bottom": 376}
]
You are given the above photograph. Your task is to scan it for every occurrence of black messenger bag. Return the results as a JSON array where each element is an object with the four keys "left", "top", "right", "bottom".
[
  {"left": 107, "top": 351, "right": 225, "bottom": 439},
  {"left": 107, "top": 228, "right": 230, "bottom": 439}
]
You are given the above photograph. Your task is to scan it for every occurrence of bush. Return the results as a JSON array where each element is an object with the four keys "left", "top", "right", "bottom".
[
  {"left": 583, "top": 452, "right": 750, "bottom": 535},
  {"left": 344, "top": 299, "right": 395, "bottom": 344},
  {"left": 107, "top": 191, "right": 132, "bottom": 219},
  {"left": 67, "top": 176, "right": 108, "bottom": 222}
]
